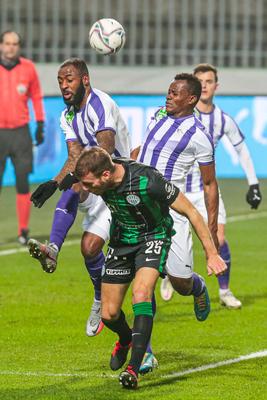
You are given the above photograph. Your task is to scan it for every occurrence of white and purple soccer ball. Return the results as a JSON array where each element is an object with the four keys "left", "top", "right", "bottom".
[{"left": 89, "top": 18, "right": 126, "bottom": 55}]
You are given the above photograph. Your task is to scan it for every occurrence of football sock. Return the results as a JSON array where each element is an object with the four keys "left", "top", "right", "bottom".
[
  {"left": 16, "top": 193, "right": 31, "bottom": 234},
  {"left": 49, "top": 189, "right": 79, "bottom": 250},
  {"left": 129, "top": 302, "right": 153, "bottom": 375},
  {"left": 102, "top": 310, "right": 132, "bottom": 346},
  {"left": 218, "top": 241, "right": 231, "bottom": 289},
  {"left": 191, "top": 273, "right": 205, "bottom": 297},
  {"left": 145, "top": 293, "right": 156, "bottom": 354},
  {"left": 84, "top": 252, "right": 104, "bottom": 302}
]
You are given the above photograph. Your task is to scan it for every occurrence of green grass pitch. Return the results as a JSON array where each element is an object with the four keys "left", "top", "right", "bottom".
[{"left": 0, "top": 180, "right": 267, "bottom": 399}]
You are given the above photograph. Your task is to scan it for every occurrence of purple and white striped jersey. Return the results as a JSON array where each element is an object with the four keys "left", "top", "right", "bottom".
[
  {"left": 60, "top": 88, "right": 131, "bottom": 157},
  {"left": 137, "top": 109, "right": 214, "bottom": 192},
  {"left": 185, "top": 104, "right": 245, "bottom": 193}
]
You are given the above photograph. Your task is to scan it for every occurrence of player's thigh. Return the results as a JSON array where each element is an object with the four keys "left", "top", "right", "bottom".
[
  {"left": 135, "top": 238, "right": 170, "bottom": 277},
  {"left": 11, "top": 126, "right": 33, "bottom": 175},
  {"left": 218, "top": 193, "right": 226, "bottom": 225},
  {"left": 167, "top": 211, "right": 194, "bottom": 278},
  {"left": 0, "top": 130, "right": 11, "bottom": 181},
  {"left": 186, "top": 191, "right": 207, "bottom": 220},
  {"left": 81, "top": 194, "right": 111, "bottom": 242},
  {"left": 101, "top": 281, "right": 130, "bottom": 320}
]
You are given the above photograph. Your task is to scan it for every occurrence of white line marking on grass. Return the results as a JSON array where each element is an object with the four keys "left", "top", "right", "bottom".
[
  {"left": 227, "top": 211, "right": 267, "bottom": 222},
  {"left": 0, "top": 349, "right": 266, "bottom": 379},
  {"left": 0, "top": 211, "right": 266, "bottom": 257},
  {"left": 163, "top": 349, "right": 267, "bottom": 379}
]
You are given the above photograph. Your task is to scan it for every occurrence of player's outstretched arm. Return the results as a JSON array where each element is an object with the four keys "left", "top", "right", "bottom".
[
  {"left": 170, "top": 192, "right": 226, "bottom": 276},
  {"left": 199, "top": 163, "right": 219, "bottom": 250}
]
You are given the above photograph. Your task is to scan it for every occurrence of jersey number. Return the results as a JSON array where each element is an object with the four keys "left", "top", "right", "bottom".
[{"left": 145, "top": 240, "right": 163, "bottom": 255}]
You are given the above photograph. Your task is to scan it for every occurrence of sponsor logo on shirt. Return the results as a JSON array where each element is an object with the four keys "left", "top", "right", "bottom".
[
  {"left": 126, "top": 194, "right": 140, "bottom": 206},
  {"left": 105, "top": 268, "right": 131, "bottom": 276}
]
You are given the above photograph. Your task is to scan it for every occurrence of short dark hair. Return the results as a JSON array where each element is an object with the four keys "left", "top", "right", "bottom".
[
  {"left": 0, "top": 30, "right": 22, "bottom": 45},
  {"left": 59, "top": 57, "right": 89, "bottom": 76},
  {"left": 173, "top": 73, "right": 202, "bottom": 105},
  {"left": 193, "top": 63, "right": 218, "bottom": 82},
  {"left": 75, "top": 147, "right": 115, "bottom": 179}
]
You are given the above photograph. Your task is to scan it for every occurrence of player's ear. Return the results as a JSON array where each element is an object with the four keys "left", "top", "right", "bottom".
[
  {"left": 189, "top": 94, "right": 198, "bottom": 105},
  {"left": 82, "top": 74, "right": 90, "bottom": 87},
  {"left": 102, "top": 170, "right": 111, "bottom": 180}
]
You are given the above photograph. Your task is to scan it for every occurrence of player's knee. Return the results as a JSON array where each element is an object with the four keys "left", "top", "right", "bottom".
[
  {"left": 168, "top": 275, "right": 193, "bottom": 296},
  {"left": 101, "top": 306, "right": 120, "bottom": 322},
  {"left": 81, "top": 235, "right": 103, "bottom": 258},
  {"left": 132, "top": 285, "right": 151, "bottom": 304},
  {"left": 16, "top": 174, "right": 29, "bottom": 194}
]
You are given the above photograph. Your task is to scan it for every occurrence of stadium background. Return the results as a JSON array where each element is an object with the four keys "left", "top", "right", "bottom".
[{"left": 1, "top": 0, "right": 267, "bottom": 184}]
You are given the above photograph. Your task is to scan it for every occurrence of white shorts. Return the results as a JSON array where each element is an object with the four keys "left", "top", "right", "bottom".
[
  {"left": 166, "top": 210, "right": 194, "bottom": 279},
  {"left": 79, "top": 194, "right": 111, "bottom": 242},
  {"left": 185, "top": 189, "right": 226, "bottom": 225}
]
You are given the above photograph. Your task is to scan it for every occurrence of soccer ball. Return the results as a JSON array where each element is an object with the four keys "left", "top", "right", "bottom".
[{"left": 89, "top": 18, "right": 126, "bottom": 55}]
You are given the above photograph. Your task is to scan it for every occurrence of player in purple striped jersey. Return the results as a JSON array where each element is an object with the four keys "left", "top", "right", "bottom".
[
  {"left": 138, "top": 73, "right": 219, "bottom": 321},
  {"left": 161, "top": 64, "right": 262, "bottom": 308},
  {"left": 29, "top": 58, "right": 132, "bottom": 337},
  {"left": 188, "top": 64, "right": 261, "bottom": 308}
]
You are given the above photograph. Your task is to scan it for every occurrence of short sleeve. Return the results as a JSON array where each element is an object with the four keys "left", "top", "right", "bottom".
[
  {"left": 194, "top": 129, "right": 215, "bottom": 166},
  {"left": 148, "top": 168, "right": 180, "bottom": 205},
  {"left": 88, "top": 92, "right": 117, "bottom": 135}
]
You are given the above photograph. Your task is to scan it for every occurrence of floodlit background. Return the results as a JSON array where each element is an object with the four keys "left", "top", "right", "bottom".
[{"left": 1, "top": 0, "right": 267, "bottom": 184}]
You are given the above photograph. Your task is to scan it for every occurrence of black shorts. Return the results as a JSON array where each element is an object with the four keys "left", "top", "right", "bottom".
[
  {"left": 102, "top": 238, "right": 171, "bottom": 284},
  {"left": 0, "top": 125, "right": 33, "bottom": 176}
]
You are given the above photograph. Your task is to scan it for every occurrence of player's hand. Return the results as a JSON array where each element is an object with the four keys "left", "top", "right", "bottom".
[
  {"left": 31, "top": 180, "right": 58, "bottom": 208},
  {"left": 35, "top": 121, "right": 45, "bottom": 146},
  {"left": 246, "top": 184, "right": 262, "bottom": 209},
  {"left": 207, "top": 254, "right": 227, "bottom": 276},
  {"left": 58, "top": 172, "right": 79, "bottom": 191}
]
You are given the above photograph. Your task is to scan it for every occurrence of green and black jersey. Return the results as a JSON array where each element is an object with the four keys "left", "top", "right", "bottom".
[{"left": 102, "top": 158, "right": 180, "bottom": 245}]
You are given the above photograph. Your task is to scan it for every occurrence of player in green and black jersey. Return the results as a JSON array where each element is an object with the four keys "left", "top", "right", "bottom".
[{"left": 75, "top": 147, "right": 226, "bottom": 390}]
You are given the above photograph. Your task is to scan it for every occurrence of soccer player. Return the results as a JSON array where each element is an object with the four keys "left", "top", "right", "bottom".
[
  {"left": 184, "top": 63, "right": 261, "bottom": 307},
  {"left": 74, "top": 147, "right": 227, "bottom": 389},
  {"left": 138, "top": 73, "right": 219, "bottom": 319},
  {"left": 29, "top": 57, "right": 131, "bottom": 336},
  {"left": 0, "top": 31, "right": 45, "bottom": 244}
]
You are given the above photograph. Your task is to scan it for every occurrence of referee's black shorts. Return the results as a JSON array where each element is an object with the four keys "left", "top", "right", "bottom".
[{"left": 0, "top": 125, "right": 33, "bottom": 177}]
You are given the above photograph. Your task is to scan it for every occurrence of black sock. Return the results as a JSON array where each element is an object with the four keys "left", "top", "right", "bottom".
[
  {"left": 128, "top": 314, "right": 153, "bottom": 375},
  {"left": 102, "top": 310, "right": 132, "bottom": 346}
]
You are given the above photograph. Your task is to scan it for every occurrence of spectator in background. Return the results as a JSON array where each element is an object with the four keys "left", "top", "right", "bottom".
[{"left": 0, "top": 31, "right": 45, "bottom": 244}]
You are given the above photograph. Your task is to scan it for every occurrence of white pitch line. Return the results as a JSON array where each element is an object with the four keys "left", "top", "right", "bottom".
[
  {"left": 163, "top": 349, "right": 267, "bottom": 379},
  {"left": 0, "top": 211, "right": 266, "bottom": 257},
  {"left": 227, "top": 211, "right": 267, "bottom": 222},
  {"left": 0, "top": 349, "right": 266, "bottom": 379}
]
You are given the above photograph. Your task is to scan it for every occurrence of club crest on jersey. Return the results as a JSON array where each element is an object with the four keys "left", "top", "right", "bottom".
[{"left": 126, "top": 194, "right": 140, "bottom": 206}]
